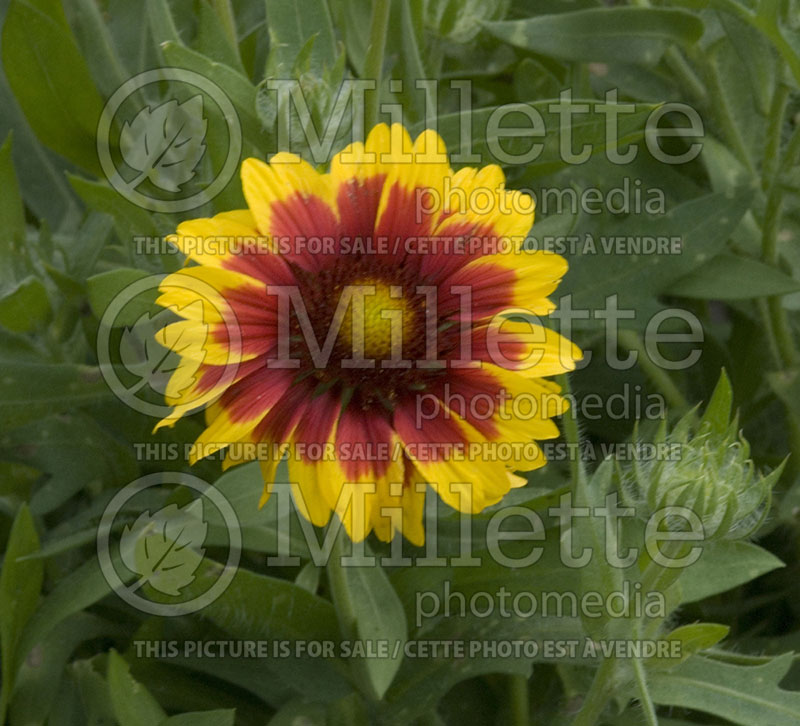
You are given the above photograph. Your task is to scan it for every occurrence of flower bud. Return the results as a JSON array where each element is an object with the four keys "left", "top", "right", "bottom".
[{"left": 630, "top": 371, "right": 782, "bottom": 541}]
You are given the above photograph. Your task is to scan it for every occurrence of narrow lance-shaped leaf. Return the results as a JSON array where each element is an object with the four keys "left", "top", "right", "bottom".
[
  {"left": 698, "top": 368, "right": 733, "bottom": 436},
  {"left": 107, "top": 650, "right": 168, "bottom": 726},
  {"left": 669, "top": 253, "right": 800, "bottom": 300},
  {"left": 327, "top": 537, "right": 408, "bottom": 700},
  {"left": 1, "top": 0, "right": 105, "bottom": 174},
  {"left": 482, "top": 7, "right": 704, "bottom": 65},
  {"left": 0, "top": 505, "right": 43, "bottom": 723}
]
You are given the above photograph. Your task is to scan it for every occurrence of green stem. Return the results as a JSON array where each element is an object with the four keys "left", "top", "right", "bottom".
[
  {"left": 630, "top": 0, "right": 708, "bottom": 107},
  {"left": 77, "top": 0, "right": 130, "bottom": 92},
  {"left": 558, "top": 373, "right": 586, "bottom": 487},
  {"left": 630, "top": 0, "right": 706, "bottom": 102},
  {"left": 327, "top": 528, "right": 357, "bottom": 638},
  {"left": 362, "top": 0, "right": 392, "bottom": 132},
  {"left": 756, "top": 298, "right": 784, "bottom": 370},
  {"left": 767, "top": 296, "right": 799, "bottom": 368},
  {"left": 509, "top": 674, "right": 530, "bottom": 726},
  {"left": 761, "top": 110, "right": 800, "bottom": 368},
  {"left": 572, "top": 655, "right": 616, "bottom": 726},
  {"left": 763, "top": 122, "right": 800, "bottom": 264},
  {"left": 787, "top": 416, "right": 800, "bottom": 480},
  {"left": 631, "top": 656, "right": 659, "bottom": 726},
  {"left": 325, "top": 528, "right": 372, "bottom": 688},
  {"left": 761, "top": 81, "right": 789, "bottom": 192},
  {"left": 616, "top": 330, "right": 690, "bottom": 414}
]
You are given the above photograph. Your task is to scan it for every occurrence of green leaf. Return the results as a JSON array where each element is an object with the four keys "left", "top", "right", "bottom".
[
  {"left": 107, "top": 650, "right": 168, "bottom": 726},
  {"left": 4, "top": 414, "right": 137, "bottom": 516},
  {"left": 68, "top": 174, "right": 163, "bottom": 241},
  {"left": 124, "top": 656, "right": 268, "bottom": 722},
  {"left": 431, "top": 99, "right": 655, "bottom": 176},
  {"left": 327, "top": 537, "right": 408, "bottom": 700},
  {"left": 0, "top": 504, "right": 42, "bottom": 723},
  {"left": 425, "top": 0, "right": 509, "bottom": 44},
  {"left": 0, "top": 133, "right": 25, "bottom": 275},
  {"left": 0, "top": 361, "right": 111, "bottom": 432},
  {"left": 698, "top": 368, "right": 733, "bottom": 436},
  {"left": 265, "top": 0, "right": 338, "bottom": 77},
  {"left": 385, "top": 529, "right": 585, "bottom": 721},
  {"left": 169, "top": 559, "right": 341, "bottom": 641},
  {"left": 648, "top": 653, "right": 800, "bottom": 725},
  {"left": 10, "top": 612, "right": 119, "bottom": 725},
  {"left": 678, "top": 540, "right": 784, "bottom": 604},
  {"left": 16, "top": 550, "right": 135, "bottom": 671},
  {"left": 159, "top": 40, "right": 268, "bottom": 164},
  {"left": 18, "top": 526, "right": 100, "bottom": 561},
  {"left": 717, "top": 10, "right": 776, "bottom": 116},
  {"left": 0, "top": 57, "right": 80, "bottom": 227},
  {"left": 193, "top": 0, "right": 245, "bottom": 73},
  {"left": 70, "top": 660, "right": 117, "bottom": 724},
  {"left": 200, "top": 461, "right": 310, "bottom": 557},
  {"left": 144, "top": 558, "right": 352, "bottom": 699},
  {"left": 669, "top": 253, "right": 800, "bottom": 299},
  {"left": 513, "top": 56, "right": 563, "bottom": 102},
  {"left": 159, "top": 710, "right": 236, "bottom": 726},
  {"left": 68, "top": 211, "right": 115, "bottom": 280},
  {"left": 295, "top": 561, "right": 322, "bottom": 593},
  {"left": 1, "top": 0, "right": 105, "bottom": 175},
  {"left": 482, "top": 7, "right": 704, "bottom": 65},
  {"left": 573, "top": 461, "right": 625, "bottom": 639},
  {"left": 646, "top": 623, "right": 730, "bottom": 670},
  {"left": 382, "top": 612, "right": 541, "bottom": 723},
  {"left": 65, "top": 0, "right": 130, "bottom": 97},
  {"left": 149, "top": 653, "right": 295, "bottom": 710},
  {"left": 0, "top": 276, "right": 51, "bottom": 332},
  {"left": 560, "top": 188, "right": 751, "bottom": 314},
  {"left": 388, "top": 0, "right": 432, "bottom": 124},
  {"left": 329, "top": 0, "right": 372, "bottom": 77},
  {"left": 145, "top": 0, "right": 181, "bottom": 49},
  {"left": 87, "top": 267, "right": 159, "bottom": 325}
]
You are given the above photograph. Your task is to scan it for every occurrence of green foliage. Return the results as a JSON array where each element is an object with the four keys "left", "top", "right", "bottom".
[
  {"left": 483, "top": 7, "right": 704, "bottom": 64},
  {"left": 0, "top": 505, "right": 42, "bottom": 723},
  {"left": 647, "top": 653, "right": 800, "bottom": 725},
  {"left": 327, "top": 536, "right": 408, "bottom": 700},
  {"left": 2, "top": 0, "right": 800, "bottom": 724},
  {"left": 1, "top": 0, "right": 104, "bottom": 174}
]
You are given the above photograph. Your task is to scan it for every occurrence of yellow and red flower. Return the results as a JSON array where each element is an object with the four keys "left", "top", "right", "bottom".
[{"left": 155, "top": 123, "right": 580, "bottom": 544}]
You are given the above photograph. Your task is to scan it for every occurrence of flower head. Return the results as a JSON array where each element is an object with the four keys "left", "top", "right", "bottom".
[{"left": 155, "top": 123, "right": 580, "bottom": 543}]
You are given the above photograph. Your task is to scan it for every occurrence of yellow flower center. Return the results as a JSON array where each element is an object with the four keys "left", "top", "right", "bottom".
[{"left": 338, "top": 280, "right": 416, "bottom": 361}]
